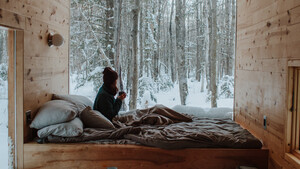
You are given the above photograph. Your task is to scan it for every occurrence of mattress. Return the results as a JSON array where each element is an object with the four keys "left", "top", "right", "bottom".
[{"left": 44, "top": 105, "right": 262, "bottom": 149}]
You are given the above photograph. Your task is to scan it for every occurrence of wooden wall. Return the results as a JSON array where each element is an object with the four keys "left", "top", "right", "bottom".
[
  {"left": 0, "top": 0, "right": 70, "bottom": 142},
  {"left": 235, "top": 0, "right": 300, "bottom": 168}
]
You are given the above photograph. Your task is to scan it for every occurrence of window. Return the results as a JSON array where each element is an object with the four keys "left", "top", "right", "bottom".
[
  {"left": 286, "top": 63, "right": 300, "bottom": 164},
  {"left": 0, "top": 28, "right": 23, "bottom": 169},
  {"left": 69, "top": 0, "right": 236, "bottom": 111}
]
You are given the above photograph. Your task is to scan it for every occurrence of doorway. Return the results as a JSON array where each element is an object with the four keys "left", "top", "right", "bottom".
[{"left": 0, "top": 27, "right": 24, "bottom": 169}]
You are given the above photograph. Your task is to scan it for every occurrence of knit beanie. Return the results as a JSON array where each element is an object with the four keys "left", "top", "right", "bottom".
[{"left": 103, "top": 67, "right": 118, "bottom": 90}]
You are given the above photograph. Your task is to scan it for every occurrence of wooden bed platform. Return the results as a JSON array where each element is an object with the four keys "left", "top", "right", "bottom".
[{"left": 24, "top": 142, "right": 268, "bottom": 169}]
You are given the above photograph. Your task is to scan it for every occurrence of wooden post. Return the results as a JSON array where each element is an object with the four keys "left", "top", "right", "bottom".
[
  {"left": 16, "top": 30, "right": 24, "bottom": 169},
  {"left": 7, "top": 29, "right": 24, "bottom": 169},
  {"left": 7, "top": 29, "right": 15, "bottom": 169}
]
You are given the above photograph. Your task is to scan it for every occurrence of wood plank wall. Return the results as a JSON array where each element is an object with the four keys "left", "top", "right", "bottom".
[
  {"left": 0, "top": 0, "right": 70, "bottom": 143},
  {"left": 235, "top": 0, "right": 300, "bottom": 168}
]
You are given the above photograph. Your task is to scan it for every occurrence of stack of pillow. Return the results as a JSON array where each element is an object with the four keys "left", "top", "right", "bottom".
[{"left": 30, "top": 94, "right": 115, "bottom": 139}]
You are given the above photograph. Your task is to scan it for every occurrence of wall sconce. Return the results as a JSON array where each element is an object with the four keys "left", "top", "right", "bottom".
[{"left": 47, "top": 33, "right": 64, "bottom": 47}]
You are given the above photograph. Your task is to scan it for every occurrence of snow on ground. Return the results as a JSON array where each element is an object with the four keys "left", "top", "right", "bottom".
[
  {"left": 156, "top": 79, "right": 233, "bottom": 109},
  {"left": 0, "top": 99, "right": 8, "bottom": 169},
  {"left": 0, "top": 80, "right": 9, "bottom": 169},
  {"left": 70, "top": 75, "right": 233, "bottom": 110},
  {"left": 0, "top": 127, "right": 8, "bottom": 169}
]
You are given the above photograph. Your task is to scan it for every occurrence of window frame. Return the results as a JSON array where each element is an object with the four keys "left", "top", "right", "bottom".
[{"left": 285, "top": 62, "right": 300, "bottom": 166}]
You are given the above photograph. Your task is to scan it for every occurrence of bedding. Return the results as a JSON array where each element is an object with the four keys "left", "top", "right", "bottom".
[
  {"left": 30, "top": 100, "right": 78, "bottom": 129},
  {"left": 44, "top": 104, "right": 262, "bottom": 149}
]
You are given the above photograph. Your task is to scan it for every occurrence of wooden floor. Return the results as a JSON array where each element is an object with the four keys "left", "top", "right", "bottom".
[{"left": 24, "top": 142, "right": 268, "bottom": 169}]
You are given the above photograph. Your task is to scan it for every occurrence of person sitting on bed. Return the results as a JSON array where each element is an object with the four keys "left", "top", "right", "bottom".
[{"left": 93, "top": 67, "right": 126, "bottom": 121}]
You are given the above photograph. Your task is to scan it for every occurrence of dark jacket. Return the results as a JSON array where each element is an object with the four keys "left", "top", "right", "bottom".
[{"left": 93, "top": 85, "right": 122, "bottom": 121}]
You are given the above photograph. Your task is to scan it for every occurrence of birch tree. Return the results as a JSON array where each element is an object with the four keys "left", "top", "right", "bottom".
[
  {"left": 105, "top": 0, "right": 114, "bottom": 64},
  {"left": 153, "top": 0, "right": 162, "bottom": 82},
  {"left": 196, "top": 1, "right": 201, "bottom": 82},
  {"left": 139, "top": 1, "right": 144, "bottom": 78},
  {"left": 129, "top": 0, "right": 140, "bottom": 109},
  {"left": 113, "top": 0, "right": 123, "bottom": 89},
  {"left": 229, "top": 0, "right": 236, "bottom": 76},
  {"left": 169, "top": 0, "right": 176, "bottom": 83},
  {"left": 176, "top": 0, "right": 188, "bottom": 105},
  {"left": 209, "top": 0, "right": 218, "bottom": 107}
]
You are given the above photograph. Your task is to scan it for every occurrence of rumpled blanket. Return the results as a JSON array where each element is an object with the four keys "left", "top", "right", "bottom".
[{"left": 47, "top": 104, "right": 262, "bottom": 149}]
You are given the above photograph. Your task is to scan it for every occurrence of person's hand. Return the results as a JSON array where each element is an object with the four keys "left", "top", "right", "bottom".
[{"left": 117, "top": 92, "right": 126, "bottom": 100}]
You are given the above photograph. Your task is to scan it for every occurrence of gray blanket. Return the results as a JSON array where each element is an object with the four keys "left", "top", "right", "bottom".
[{"left": 47, "top": 105, "right": 262, "bottom": 149}]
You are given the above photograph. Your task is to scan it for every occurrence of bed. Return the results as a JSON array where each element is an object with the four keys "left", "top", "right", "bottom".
[
  {"left": 23, "top": 95, "right": 268, "bottom": 169},
  {"left": 24, "top": 143, "right": 268, "bottom": 169}
]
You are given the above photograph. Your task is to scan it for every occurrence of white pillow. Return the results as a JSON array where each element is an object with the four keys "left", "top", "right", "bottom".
[
  {"left": 37, "top": 118, "right": 83, "bottom": 138},
  {"left": 172, "top": 105, "right": 233, "bottom": 119},
  {"left": 52, "top": 94, "right": 93, "bottom": 112},
  {"left": 207, "top": 107, "right": 233, "bottom": 119},
  {"left": 171, "top": 105, "right": 206, "bottom": 116},
  {"left": 30, "top": 100, "right": 78, "bottom": 129}
]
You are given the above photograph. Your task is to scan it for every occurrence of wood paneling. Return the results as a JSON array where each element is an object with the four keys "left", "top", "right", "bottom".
[
  {"left": 0, "top": 0, "right": 70, "bottom": 168},
  {"left": 236, "top": 0, "right": 300, "bottom": 168},
  {"left": 23, "top": 143, "right": 269, "bottom": 169}
]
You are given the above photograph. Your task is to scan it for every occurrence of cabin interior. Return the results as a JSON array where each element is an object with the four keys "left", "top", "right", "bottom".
[{"left": 0, "top": 0, "right": 300, "bottom": 169}]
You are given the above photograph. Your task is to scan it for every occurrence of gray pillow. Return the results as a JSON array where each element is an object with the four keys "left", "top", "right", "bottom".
[
  {"left": 30, "top": 100, "right": 78, "bottom": 129},
  {"left": 52, "top": 94, "right": 93, "bottom": 112},
  {"left": 80, "top": 106, "right": 115, "bottom": 129},
  {"left": 37, "top": 118, "right": 83, "bottom": 138}
]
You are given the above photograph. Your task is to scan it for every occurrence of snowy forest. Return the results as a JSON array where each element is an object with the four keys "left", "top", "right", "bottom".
[{"left": 70, "top": 0, "right": 236, "bottom": 110}]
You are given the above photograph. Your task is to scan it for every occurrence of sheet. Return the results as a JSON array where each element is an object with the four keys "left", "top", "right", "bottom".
[{"left": 46, "top": 105, "right": 262, "bottom": 149}]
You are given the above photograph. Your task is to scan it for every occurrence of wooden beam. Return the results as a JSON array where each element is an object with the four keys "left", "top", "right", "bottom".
[
  {"left": 24, "top": 143, "right": 269, "bottom": 169},
  {"left": 0, "top": 8, "right": 25, "bottom": 30},
  {"left": 16, "top": 30, "right": 24, "bottom": 169},
  {"left": 7, "top": 29, "right": 24, "bottom": 169},
  {"left": 7, "top": 29, "right": 15, "bottom": 169},
  {"left": 288, "top": 60, "right": 300, "bottom": 67}
]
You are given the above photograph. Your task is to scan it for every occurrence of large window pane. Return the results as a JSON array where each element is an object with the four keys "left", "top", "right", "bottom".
[{"left": 70, "top": 0, "right": 236, "bottom": 113}]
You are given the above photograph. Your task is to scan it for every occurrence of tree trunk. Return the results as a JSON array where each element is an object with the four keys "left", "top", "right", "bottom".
[
  {"left": 229, "top": 0, "right": 236, "bottom": 76},
  {"left": 129, "top": 0, "right": 140, "bottom": 110},
  {"left": 113, "top": 0, "right": 123, "bottom": 86},
  {"left": 224, "top": 0, "right": 230, "bottom": 76},
  {"left": 0, "top": 32, "right": 3, "bottom": 63},
  {"left": 207, "top": 0, "right": 211, "bottom": 92},
  {"left": 169, "top": 0, "right": 176, "bottom": 83},
  {"left": 113, "top": 0, "right": 127, "bottom": 111},
  {"left": 200, "top": 1, "right": 207, "bottom": 92},
  {"left": 105, "top": 0, "right": 114, "bottom": 64},
  {"left": 126, "top": 32, "right": 132, "bottom": 94},
  {"left": 209, "top": 0, "right": 218, "bottom": 108},
  {"left": 196, "top": 1, "right": 201, "bottom": 82},
  {"left": 200, "top": 69, "right": 205, "bottom": 92},
  {"left": 139, "top": 1, "right": 144, "bottom": 78},
  {"left": 176, "top": 0, "right": 188, "bottom": 105},
  {"left": 153, "top": 0, "right": 162, "bottom": 82}
]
